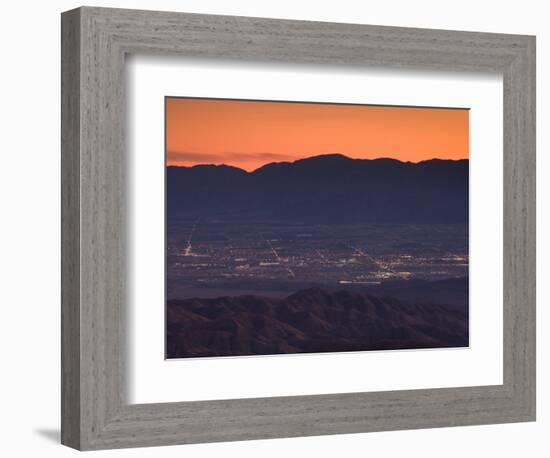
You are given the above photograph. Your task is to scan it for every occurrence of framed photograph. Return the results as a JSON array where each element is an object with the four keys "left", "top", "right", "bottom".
[
  {"left": 164, "top": 97, "right": 470, "bottom": 359},
  {"left": 61, "top": 6, "right": 536, "bottom": 450}
]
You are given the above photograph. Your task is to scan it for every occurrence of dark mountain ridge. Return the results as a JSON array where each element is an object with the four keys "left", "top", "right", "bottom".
[
  {"left": 167, "top": 154, "right": 469, "bottom": 224},
  {"left": 166, "top": 285, "right": 469, "bottom": 358}
]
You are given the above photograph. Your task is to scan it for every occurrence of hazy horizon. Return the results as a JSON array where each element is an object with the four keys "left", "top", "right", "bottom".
[{"left": 166, "top": 152, "right": 469, "bottom": 173}]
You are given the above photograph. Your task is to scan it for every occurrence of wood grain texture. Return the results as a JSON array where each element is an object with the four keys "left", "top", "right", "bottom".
[
  {"left": 61, "top": 6, "right": 536, "bottom": 450},
  {"left": 60, "top": 8, "right": 81, "bottom": 449}
]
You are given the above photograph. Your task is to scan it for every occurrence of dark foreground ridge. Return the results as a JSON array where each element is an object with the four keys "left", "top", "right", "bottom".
[
  {"left": 166, "top": 285, "right": 469, "bottom": 359},
  {"left": 167, "top": 154, "right": 469, "bottom": 224}
]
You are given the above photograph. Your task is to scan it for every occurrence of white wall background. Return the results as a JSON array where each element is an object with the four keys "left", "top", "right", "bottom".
[{"left": 0, "top": 0, "right": 546, "bottom": 456}]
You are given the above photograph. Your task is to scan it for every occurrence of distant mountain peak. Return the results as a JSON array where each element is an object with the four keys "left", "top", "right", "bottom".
[
  {"left": 167, "top": 163, "right": 248, "bottom": 175},
  {"left": 167, "top": 152, "right": 469, "bottom": 224},
  {"left": 167, "top": 154, "right": 469, "bottom": 174},
  {"left": 191, "top": 163, "right": 246, "bottom": 172},
  {"left": 298, "top": 153, "right": 351, "bottom": 161}
]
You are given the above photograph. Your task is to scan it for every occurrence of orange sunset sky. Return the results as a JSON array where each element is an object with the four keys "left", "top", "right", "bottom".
[{"left": 166, "top": 97, "right": 469, "bottom": 172}]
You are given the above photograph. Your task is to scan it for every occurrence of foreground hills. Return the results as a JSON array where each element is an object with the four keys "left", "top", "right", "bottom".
[{"left": 166, "top": 283, "right": 469, "bottom": 358}]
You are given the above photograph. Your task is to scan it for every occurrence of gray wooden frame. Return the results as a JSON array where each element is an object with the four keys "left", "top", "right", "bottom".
[{"left": 61, "top": 6, "right": 536, "bottom": 451}]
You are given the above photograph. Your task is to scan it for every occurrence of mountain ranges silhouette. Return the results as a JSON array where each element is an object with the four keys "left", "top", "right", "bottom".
[
  {"left": 166, "top": 278, "right": 469, "bottom": 358},
  {"left": 167, "top": 154, "right": 469, "bottom": 224}
]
